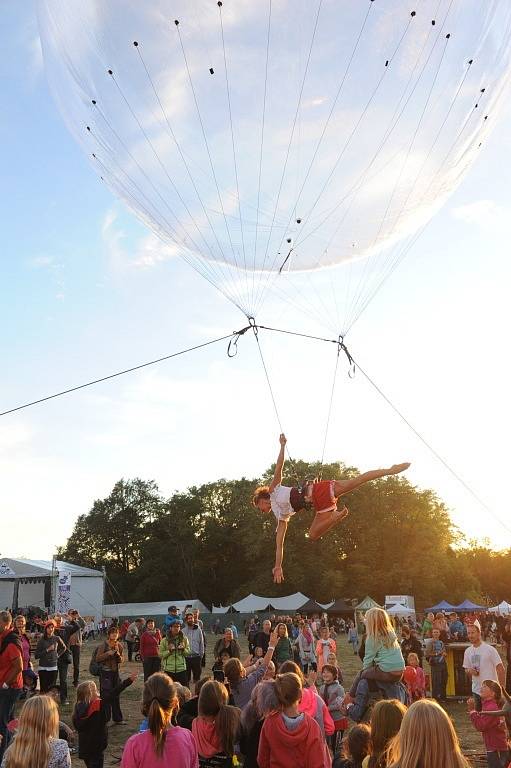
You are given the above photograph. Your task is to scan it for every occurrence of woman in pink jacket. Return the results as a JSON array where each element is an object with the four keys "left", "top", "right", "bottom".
[{"left": 467, "top": 680, "right": 510, "bottom": 768}]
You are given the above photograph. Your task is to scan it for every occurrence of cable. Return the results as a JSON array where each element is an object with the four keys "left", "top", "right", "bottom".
[
  {"left": 319, "top": 340, "right": 342, "bottom": 470},
  {"left": 349, "top": 353, "right": 511, "bottom": 538},
  {"left": 0, "top": 331, "right": 239, "bottom": 418}
]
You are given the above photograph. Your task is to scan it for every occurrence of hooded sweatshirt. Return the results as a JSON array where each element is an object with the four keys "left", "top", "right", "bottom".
[
  {"left": 73, "top": 677, "right": 133, "bottom": 758},
  {"left": 299, "top": 686, "right": 335, "bottom": 736},
  {"left": 192, "top": 717, "right": 225, "bottom": 759},
  {"left": 257, "top": 711, "right": 325, "bottom": 768},
  {"left": 470, "top": 698, "right": 509, "bottom": 752}
]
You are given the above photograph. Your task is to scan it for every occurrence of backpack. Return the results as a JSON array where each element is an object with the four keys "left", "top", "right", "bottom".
[{"left": 89, "top": 644, "right": 103, "bottom": 676}]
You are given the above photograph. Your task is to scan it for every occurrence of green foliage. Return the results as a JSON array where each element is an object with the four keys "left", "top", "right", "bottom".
[{"left": 57, "top": 465, "right": 508, "bottom": 608}]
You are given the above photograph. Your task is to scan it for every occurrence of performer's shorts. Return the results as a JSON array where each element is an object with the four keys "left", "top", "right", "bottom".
[{"left": 310, "top": 480, "right": 337, "bottom": 514}]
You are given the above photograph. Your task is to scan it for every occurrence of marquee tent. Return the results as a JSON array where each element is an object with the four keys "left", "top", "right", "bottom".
[
  {"left": 454, "top": 599, "right": 485, "bottom": 612},
  {"left": 0, "top": 557, "right": 104, "bottom": 620},
  {"left": 355, "top": 596, "right": 381, "bottom": 611},
  {"left": 327, "top": 599, "right": 356, "bottom": 614},
  {"left": 387, "top": 603, "right": 415, "bottom": 617},
  {"left": 488, "top": 601, "right": 511, "bottom": 615},
  {"left": 298, "top": 598, "right": 326, "bottom": 614},
  {"left": 103, "top": 599, "right": 208, "bottom": 619},
  {"left": 230, "top": 592, "right": 311, "bottom": 613},
  {"left": 425, "top": 600, "right": 457, "bottom": 612}
]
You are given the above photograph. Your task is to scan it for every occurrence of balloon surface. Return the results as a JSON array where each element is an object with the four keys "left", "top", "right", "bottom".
[{"left": 38, "top": 0, "right": 511, "bottom": 319}]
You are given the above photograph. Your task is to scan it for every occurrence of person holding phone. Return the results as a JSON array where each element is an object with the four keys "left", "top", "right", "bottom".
[{"left": 463, "top": 623, "right": 505, "bottom": 712}]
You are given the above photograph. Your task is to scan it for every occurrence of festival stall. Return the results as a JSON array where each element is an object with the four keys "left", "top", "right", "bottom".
[
  {"left": 488, "top": 600, "right": 511, "bottom": 615},
  {"left": 103, "top": 599, "right": 208, "bottom": 622},
  {"left": 0, "top": 557, "right": 104, "bottom": 620},
  {"left": 386, "top": 602, "right": 415, "bottom": 617}
]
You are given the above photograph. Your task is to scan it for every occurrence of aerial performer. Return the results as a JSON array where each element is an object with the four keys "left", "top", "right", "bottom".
[{"left": 253, "top": 434, "right": 410, "bottom": 583}]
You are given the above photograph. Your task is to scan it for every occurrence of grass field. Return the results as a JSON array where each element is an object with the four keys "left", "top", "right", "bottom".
[{"left": 25, "top": 632, "right": 496, "bottom": 766}]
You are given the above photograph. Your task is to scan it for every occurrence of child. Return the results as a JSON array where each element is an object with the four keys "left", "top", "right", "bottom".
[
  {"left": 327, "top": 651, "right": 344, "bottom": 685},
  {"left": 191, "top": 680, "right": 240, "bottom": 767},
  {"left": 278, "top": 661, "right": 334, "bottom": 740},
  {"left": 316, "top": 626, "right": 337, "bottom": 675},
  {"left": 120, "top": 673, "right": 197, "bottom": 767},
  {"left": 257, "top": 672, "right": 326, "bottom": 768},
  {"left": 403, "top": 652, "right": 425, "bottom": 701},
  {"left": 467, "top": 680, "right": 510, "bottom": 768},
  {"left": 253, "top": 433, "right": 409, "bottom": 583},
  {"left": 344, "top": 608, "right": 404, "bottom": 710},
  {"left": 212, "top": 649, "right": 232, "bottom": 683},
  {"left": 2, "top": 696, "right": 71, "bottom": 768},
  {"left": 333, "top": 723, "right": 371, "bottom": 768},
  {"left": 73, "top": 673, "right": 136, "bottom": 767},
  {"left": 319, "top": 664, "right": 348, "bottom": 756},
  {"left": 362, "top": 699, "right": 406, "bottom": 768},
  {"left": 224, "top": 631, "right": 277, "bottom": 709}
]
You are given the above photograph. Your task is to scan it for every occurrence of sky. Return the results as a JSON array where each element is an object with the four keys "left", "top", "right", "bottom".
[{"left": 1, "top": 1, "right": 511, "bottom": 564}]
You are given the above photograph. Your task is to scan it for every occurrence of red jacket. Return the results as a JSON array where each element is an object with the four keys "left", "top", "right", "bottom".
[
  {"left": 470, "top": 699, "right": 508, "bottom": 752},
  {"left": 139, "top": 630, "right": 161, "bottom": 659},
  {"left": 257, "top": 711, "right": 325, "bottom": 768}
]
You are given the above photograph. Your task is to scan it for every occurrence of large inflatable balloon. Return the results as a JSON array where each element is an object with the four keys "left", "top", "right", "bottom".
[{"left": 38, "top": 0, "right": 511, "bottom": 324}]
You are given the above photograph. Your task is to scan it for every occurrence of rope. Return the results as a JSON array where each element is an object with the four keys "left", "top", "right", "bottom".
[
  {"left": 0, "top": 330, "right": 244, "bottom": 418},
  {"left": 348, "top": 353, "right": 511, "bottom": 538},
  {"left": 249, "top": 318, "right": 301, "bottom": 484},
  {"left": 319, "top": 336, "right": 343, "bottom": 474}
]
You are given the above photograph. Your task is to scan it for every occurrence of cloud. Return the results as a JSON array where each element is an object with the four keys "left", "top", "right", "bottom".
[
  {"left": 451, "top": 199, "right": 506, "bottom": 229},
  {"left": 101, "top": 207, "right": 179, "bottom": 270},
  {"left": 28, "top": 255, "right": 55, "bottom": 269}
]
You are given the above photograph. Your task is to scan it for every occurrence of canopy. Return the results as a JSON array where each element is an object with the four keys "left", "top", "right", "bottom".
[
  {"left": 355, "top": 596, "right": 381, "bottom": 612},
  {"left": 454, "top": 599, "right": 485, "bottom": 612},
  {"left": 387, "top": 603, "right": 415, "bottom": 616},
  {"left": 103, "top": 599, "right": 208, "bottom": 618},
  {"left": 425, "top": 600, "right": 458, "bottom": 612},
  {"left": 326, "top": 599, "right": 355, "bottom": 614},
  {"left": 488, "top": 601, "right": 511, "bottom": 615},
  {"left": 230, "top": 592, "right": 310, "bottom": 614},
  {"left": 299, "top": 599, "right": 327, "bottom": 614}
]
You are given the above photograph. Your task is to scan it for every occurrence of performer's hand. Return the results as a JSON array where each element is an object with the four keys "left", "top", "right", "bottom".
[
  {"left": 279, "top": 433, "right": 287, "bottom": 446},
  {"left": 272, "top": 565, "right": 284, "bottom": 583}
]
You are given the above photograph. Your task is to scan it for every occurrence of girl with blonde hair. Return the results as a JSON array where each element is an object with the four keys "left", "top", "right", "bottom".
[
  {"left": 345, "top": 608, "right": 404, "bottom": 707},
  {"left": 120, "top": 673, "right": 197, "bottom": 767},
  {"left": 2, "top": 695, "right": 70, "bottom": 768},
  {"left": 387, "top": 698, "right": 470, "bottom": 768}
]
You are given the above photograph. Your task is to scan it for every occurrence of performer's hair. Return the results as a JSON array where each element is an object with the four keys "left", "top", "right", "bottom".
[{"left": 252, "top": 486, "right": 271, "bottom": 507}]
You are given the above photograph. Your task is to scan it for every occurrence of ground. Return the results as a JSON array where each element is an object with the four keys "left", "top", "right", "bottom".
[{"left": 21, "top": 630, "right": 495, "bottom": 766}]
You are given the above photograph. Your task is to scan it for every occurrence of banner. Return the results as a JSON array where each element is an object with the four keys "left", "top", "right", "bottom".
[{"left": 57, "top": 571, "right": 72, "bottom": 613}]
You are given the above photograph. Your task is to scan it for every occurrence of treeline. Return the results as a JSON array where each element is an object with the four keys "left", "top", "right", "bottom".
[{"left": 57, "top": 464, "right": 511, "bottom": 610}]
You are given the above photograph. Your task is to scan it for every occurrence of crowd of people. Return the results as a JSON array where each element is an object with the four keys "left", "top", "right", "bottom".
[{"left": 1, "top": 604, "right": 511, "bottom": 767}]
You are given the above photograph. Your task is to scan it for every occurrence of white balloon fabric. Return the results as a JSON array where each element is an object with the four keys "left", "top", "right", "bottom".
[{"left": 38, "top": 0, "right": 511, "bottom": 320}]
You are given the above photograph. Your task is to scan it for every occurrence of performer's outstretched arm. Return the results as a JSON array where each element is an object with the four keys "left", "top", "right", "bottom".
[
  {"left": 273, "top": 519, "right": 288, "bottom": 583},
  {"left": 269, "top": 433, "right": 287, "bottom": 492}
]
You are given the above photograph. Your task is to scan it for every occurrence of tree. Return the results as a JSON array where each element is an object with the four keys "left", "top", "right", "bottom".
[
  {"left": 57, "top": 465, "right": 498, "bottom": 608},
  {"left": 57, "top": 478, "right": 162, "bottom": 598}
]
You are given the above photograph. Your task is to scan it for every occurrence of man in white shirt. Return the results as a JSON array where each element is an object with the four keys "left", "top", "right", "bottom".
[
  {"left": 463, "top": 623, "right": 505, "bottom": 710},
  {"left": 253, "top": 433, "right": 409, "bottom": 583}
]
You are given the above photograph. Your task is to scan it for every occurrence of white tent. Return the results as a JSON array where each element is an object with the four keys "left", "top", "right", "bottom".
[
  {"left": 212, "top": 605, "right": 231, "bottom": 614},
  {"left": 103, "top": 599, "right": 208, "bottom": 618},
  {"left": 0, "top": 557, "right": 104, "bottom": 620},
  {"left": 488, "top": 600, "right": 511, "bottom": 615},
  {"left": 387, "top": 603, "right": 415, "bottom": 616},
  {"left": 230, "top": 592, "right": 311, "bottom": 613}
]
